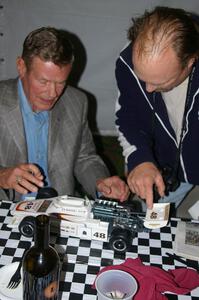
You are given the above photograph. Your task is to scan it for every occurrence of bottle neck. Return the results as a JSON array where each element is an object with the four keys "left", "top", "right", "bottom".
[{"left": 34, "top": 215, "right": 50, "bottom": 248}]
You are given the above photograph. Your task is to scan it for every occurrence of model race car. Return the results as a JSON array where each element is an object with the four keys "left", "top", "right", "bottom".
[{"left": 8, "top": 194, "right": 170, "bottom": 253}]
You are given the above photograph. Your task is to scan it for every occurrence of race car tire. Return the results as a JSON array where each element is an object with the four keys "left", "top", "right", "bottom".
[{"left": 19, "top": 215, "right": 35, "bottom": 238}]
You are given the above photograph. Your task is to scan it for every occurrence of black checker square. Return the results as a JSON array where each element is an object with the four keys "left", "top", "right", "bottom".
[
  {"left": 9, "top": 231, "right": 22, "bottom": 240},
  {"left": 102, "top": 241, "right": 111, "bottom": 250},
  {"left": 0, "top": 201, "right": 11, "bottom": 210},
  {"left": 66, "top": 245, "right": 78, "bottom": 255},
  {"left": 68, "top": 293, "right": 83, "bottom": 300},
  {"left": 149, "top": 246, "right": 162, "bottom": 256},
  {"left": 170, "top": 220, "right": 178, "bottom": 228},
  {"left": 138, "top": 237, "right": 150, "bottom": 246},
  {"left": 150, "top": 262, "right": 164, "bottom": 269},
  {"left": 59, "top": 280, "right": 71, "bottom": 292},
  {"left": 114, "top": 251, "right": 125, "bottom": 260},
  {"left": 161, "top": 240, "right": 173, "bottom": 249},
  {"left": 186, "top": 259, "right": 199, "bottom": 271},
  {"left": 87, "top": 265, "right": 100, "bottom": 275},
  {"left": 79, "top": 239, "right": 91, "bottom": 248},
  {"left": 150, "top": 231, "right": 161, "bottom": 240},
  {"left": 76, "top": 255, "right": 88, "bottom": 264},
  {"left": 18, "top": 240, "right": 32, "bottom": 250},
  {"left": 160, "top": 225, "right": 172, "bottom": 234},
  {"left": 0, "top": 215, "right": 6, "bottom": 223},
  {"left": 1, "top": 223, "right": 11, "bottom": 231},
  {"left": 56, "top": 236, "right": 68, "bottom": 245},
  {"left": 138, "top": 253, "right": 150, "bottom": 263},
  {"left": 73, "top": 273, "right": 86, "bottom": 283},
  {"left": 84, "top": 283, "right": 97, "bottom": 296},
  {"left": 0, "top": 238, "right": 7, "bottom": 247},
  {"left": 2, "top": 246, "right": 16, "bottom": 256},
  {"left": 127, "top": 244, "right": 138, "bottom": 254},
  {"left": 162, "top": 255, "right": 175, "bottom": 267},
  {"left": 62, "top": 262, "right": 75, "bottom": 273},
  {"left": 89, "top": 248, "right": 102, "bottom": 257},
  {"left": 165, "top": 294, "right": 178, "bottom": 299},
  {"left": 101, "top": 257, "right": 113, "bottom": 266}
]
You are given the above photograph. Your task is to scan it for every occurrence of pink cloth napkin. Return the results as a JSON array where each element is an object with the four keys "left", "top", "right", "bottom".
[{"left": 93, "top": 257, "right": 199, "bottom": 300}]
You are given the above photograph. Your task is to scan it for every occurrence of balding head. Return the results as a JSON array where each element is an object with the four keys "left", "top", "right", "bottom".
[{"left": 129, "top": 6, "right": 199, "bottom": 68}]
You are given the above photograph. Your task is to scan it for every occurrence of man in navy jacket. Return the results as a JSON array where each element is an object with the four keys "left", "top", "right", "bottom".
[{"left": 115, "top": 7, "right": 199, "bottom": 209}]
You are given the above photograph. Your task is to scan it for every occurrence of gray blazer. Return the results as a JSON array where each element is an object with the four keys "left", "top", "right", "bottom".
[{"left": 0, "top": 79, "right": 109, "bottom": 201}]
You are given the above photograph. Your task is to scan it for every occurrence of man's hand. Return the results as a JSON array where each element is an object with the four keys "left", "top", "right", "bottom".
[
  {"left": 0, "top": 163, "right": 44, "bottom": 195},
  {"left": 127, "top": 162, "right": 165, "bottom": 208},
  {"left": 96, "top": 175, "right": 130, "bottom": 201}
]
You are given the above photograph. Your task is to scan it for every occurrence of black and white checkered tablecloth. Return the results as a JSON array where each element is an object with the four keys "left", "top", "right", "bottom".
[{"left": 0, "top": 201, "right": 199, "bottom": 300}]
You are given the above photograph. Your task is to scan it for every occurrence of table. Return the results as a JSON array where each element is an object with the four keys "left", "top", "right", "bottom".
[{"left": 0, "top": 200, "right": 199, "bottom": 300}]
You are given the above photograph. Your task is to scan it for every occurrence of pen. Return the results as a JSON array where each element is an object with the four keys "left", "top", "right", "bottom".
[
  {"left": 165, "top": 252, "right": 187, "bottom": 265},
  {"left": 171, "top": 217, "right": 199, "bottom": 223}
]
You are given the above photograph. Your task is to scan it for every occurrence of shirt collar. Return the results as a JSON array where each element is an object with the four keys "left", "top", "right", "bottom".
[{"left": 18, "top": 78, "right": 33, "bottom": 116}]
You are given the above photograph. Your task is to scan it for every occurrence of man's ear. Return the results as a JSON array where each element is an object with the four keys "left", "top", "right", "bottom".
[
  {"left": 187, "top": 57, "right": 196, "bottom": 69},
  {"left": 16, "top": 57, "right": 27, "bottom": 78}
]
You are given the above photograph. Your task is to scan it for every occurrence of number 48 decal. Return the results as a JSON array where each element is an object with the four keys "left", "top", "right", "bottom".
[{"left": 93, "top": 232, "right": 106, "bottom": 239}]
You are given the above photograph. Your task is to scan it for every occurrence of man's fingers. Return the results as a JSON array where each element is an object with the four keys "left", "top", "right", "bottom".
[
  {"left": 15, "top": 176, "right": 43, "bottom": 193},
  {"left": 154, "top": 175, "right": 165, "bottom": 198},
  {"left": 96, "top": 180, "right": 111, "bottom": 195},
  {"left": 12, "top": 164, "right": 44, "bottom": 192},
  {"left": 96, "top": 176, "right": 129, "bottom": 200},
  {"left": 21, "top": 164, "right": 43, "bottom": 179},
  {"left": 145, "top": 186, "right": 154, "bottom": 209}
]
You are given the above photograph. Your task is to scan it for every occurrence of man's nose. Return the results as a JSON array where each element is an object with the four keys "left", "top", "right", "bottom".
[
  {"left": 48, "top": 83, "right": 58, "bottom": 98},
  {"left": 146, "top": 83, "right": 156, "bottom": 93}
]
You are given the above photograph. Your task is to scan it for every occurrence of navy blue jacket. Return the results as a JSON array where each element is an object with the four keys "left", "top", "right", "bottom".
[{"left": 115, "top": 42, "right": 199, "bottom": 184}]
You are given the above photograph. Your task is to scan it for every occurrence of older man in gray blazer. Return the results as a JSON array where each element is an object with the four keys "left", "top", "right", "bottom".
[{"left": 0, "top": 27, "right": 129, "bottom": 202}]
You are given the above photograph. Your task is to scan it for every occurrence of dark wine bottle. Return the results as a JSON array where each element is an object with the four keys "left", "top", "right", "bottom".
[{"left": 22, "top": 214, "right": 60, "bottom": 299}]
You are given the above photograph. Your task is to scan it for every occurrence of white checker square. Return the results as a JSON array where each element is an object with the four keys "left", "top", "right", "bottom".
[
  {"left": 161, "top": 232, "right": 173, "bottom": 242},
  {"left": 5, "top": 239, "right": 19, "bottom": 248},
  {"left": 162, "top": 265, "right": 175, "bottom": 271},
  {"left": 113, "top": 258, "right": 125, "bottom": 265},
  {"left": 67, "top": 237, "right": 80, "bottom": 247},
  {"left": 74, "top": 263, "right": 87, "bottom": 273},
  {"left": 0, "top": 247, "right": 3, "bottom": 256},
  {"left": 4, "top": 215, "right": 13, "bottom": 225},
  {"left": 149, "top": 238, "right": 161, "bottom": 248},
  {"left": 77, "top": 246, "right": 90, "bottom": 256},
  {"left": 14, "top": 247, "right": 25, "bottom": 257},
  {"left": 126, "top": 253, "right": 138, "bottom": 260},
  {"left": 191, "top": 286, "right": 199, "bottom": 296},
  {"left": 83, "top": 295, "right": 97, "bottom": 300},
  {"left": 101, "top": 249, "right": 114, "bottom": 259},
  {"left": 177, "top": 296, "right": 194, "bottom": 300},
  {"left": 67, "top": 254, "right": 77, "bottom": 264},
  {"left": 85, "top": 273, "right": 96, "bottom": 285},
  {"left": 0, "top": 230, "right": 11, "bottom": 239},
  {"left": 139, "top": 231, "right": 150, "bottom": 239},
  {"left": 0, "top": 208, "right": 9, "bottom": 217},
  {"left": 70, "top": 282, "right": 85, "bottom": 294},
  {"left": 149, "top": 254, "right": 163, "bottom": 265},
  {"left": 88, "top": 257, "right": 101, "bottom": 266},
  {"left": 60, "top": 292, "right": 70, "bottom": 299},
  {"left": 90, "top": 240, "right": 104, "bottom": 249},
  {"left": 0, "top": 255, "right": 13, "bottom": 265},
  {"left": 132, "top": 236, "right": 138, "bottom": 245},
  {"left": 64, "top": 271, "right": 73, "bottom": 282},
  {"left": 138, "top": 245, "right": 150, "bottom": 255}
]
